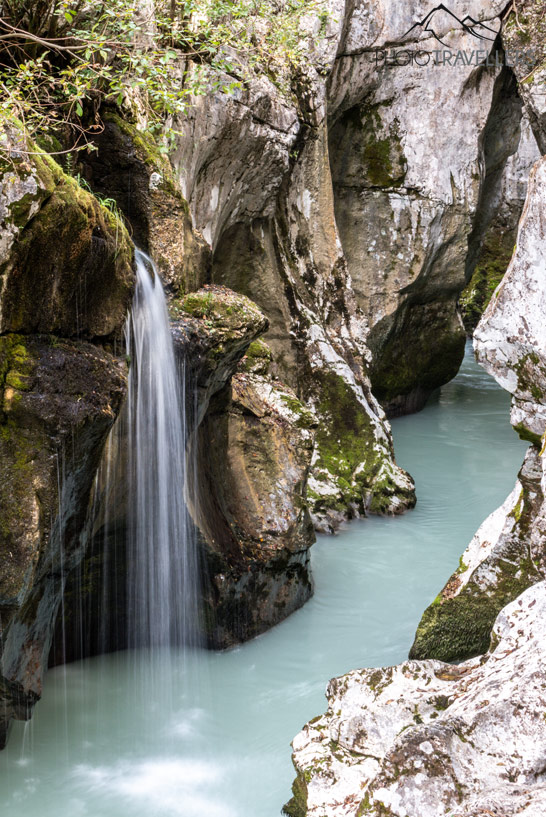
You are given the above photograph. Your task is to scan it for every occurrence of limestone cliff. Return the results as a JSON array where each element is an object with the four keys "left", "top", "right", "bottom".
[
  {"left": 287, "top": 135, "right": 546, "bottom": 817},
  {"left": 411, "top": 155, "right": 546, "bottom": 664}
]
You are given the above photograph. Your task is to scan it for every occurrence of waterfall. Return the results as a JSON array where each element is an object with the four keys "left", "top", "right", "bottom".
[{"left": 125, "top": 249, "right": 199, "bottom": 650}]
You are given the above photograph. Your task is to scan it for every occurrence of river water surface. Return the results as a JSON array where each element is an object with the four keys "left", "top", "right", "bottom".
[{"left": 0, "top": 344, "right": 527, "bottom": 816}]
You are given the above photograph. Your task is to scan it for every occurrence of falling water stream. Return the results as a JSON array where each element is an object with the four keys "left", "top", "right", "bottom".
[
  {"left": 0, "top": 339, "right": 527, "bottom": 815},
  {"left": 126, "top": 249, "right": 198, "bottom": 650}
]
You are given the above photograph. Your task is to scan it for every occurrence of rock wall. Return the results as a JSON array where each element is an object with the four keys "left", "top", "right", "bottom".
[
  {"left": 0, "top": 119, "right": 134, "bottom": 746},
  {"left": 328, "top": 2, "right": 538, "bottom": 414},
  {"left": 461, "top": 105, "right": 540, "bottom": 331},
  {"left": 172, "top": 289, "right": 319, "bottom": 647},
  {"left": 412, "top": 154, "right": 546, "bottom": 663},
  {"left": 160, "top": 0, "right": 540, "bottom": 528},
  {"left": 286, "top": 133, "right": 546, "bottom": 817},
  {"left": 169, "top": 15, "right": 419, "bottom": 529}
]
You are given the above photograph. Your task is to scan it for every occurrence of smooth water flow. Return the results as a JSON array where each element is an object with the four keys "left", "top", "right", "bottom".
[
  {"left": 0, "top": 346, "right": 528, "bottom": 816},
  {"left": 126, "top": 250, "right": 197, "bottom": 649}
]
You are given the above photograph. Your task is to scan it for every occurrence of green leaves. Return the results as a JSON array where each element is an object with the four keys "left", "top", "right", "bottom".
[{"left": 0, "top": 0, "right": 328, "bottom": 153}]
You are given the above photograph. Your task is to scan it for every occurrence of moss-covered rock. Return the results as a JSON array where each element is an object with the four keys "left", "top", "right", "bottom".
[
  {"left": 329, "top": 101, "right": 407, "bottom": 191},
  {"left": 283, "top": 768, "right": 309, "bottom": 817},
  {"left": 0, "top": 116, "right": 134, "bottom": 339},
  {"left": 0, "top": 333, "right": 126, "bottom": 742},
  {"left": 235, "top": 338, "right": 273, "bottom": 375},
  {"left": 171, "top": 285, "right": 270, "bottom": 423},
  {"left": 309, "top": 369, "right": 415, "bottom": 527}
]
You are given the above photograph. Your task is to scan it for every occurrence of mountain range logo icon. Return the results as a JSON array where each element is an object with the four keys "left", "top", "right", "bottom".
[{"left": 401, "top": 4, "right": 501, "bottom": 47}]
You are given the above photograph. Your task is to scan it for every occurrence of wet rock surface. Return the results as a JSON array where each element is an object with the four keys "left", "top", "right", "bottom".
[
  {"left": 0, "top": 336, "right": 127, "bottom": 745},
  {"left": 0, "top": 118, "right": 134, "bottom": 744}
]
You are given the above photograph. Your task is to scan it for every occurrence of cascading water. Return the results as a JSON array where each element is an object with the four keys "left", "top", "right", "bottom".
[{"left": 125, "top": 248, "right": 199, "bottom": 650}]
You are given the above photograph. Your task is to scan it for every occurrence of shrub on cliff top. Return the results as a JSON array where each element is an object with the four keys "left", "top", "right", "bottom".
[{"left": 0, "top": 0, "right": 325, "bottom": 157}]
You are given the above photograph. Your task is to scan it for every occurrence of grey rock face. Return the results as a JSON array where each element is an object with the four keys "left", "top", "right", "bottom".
[
  {"left": 288, "top": 582, "right": 546, "bottom": 817},
  {"left": 196, "top": 370, "right": 316, "bottom": 647},
  {"left": 287, "top": 126, "right": 546, "bottom": 817},
  {"left": 476, "top": 156, "right": 546, "bottom": 440},
  {"left": 163, "top": 0, "right": 537, "bottom": 523},
  {"left": 328, "top": 3, "right": 532, "bottom": 414}
]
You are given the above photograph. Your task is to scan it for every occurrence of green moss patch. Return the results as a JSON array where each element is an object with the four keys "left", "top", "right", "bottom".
[
  {"left": 310, "top": 370, "right": 413, "bottom": 517},
  {"left": 460, "top": 228, "right": 516, "bottom": 332}
]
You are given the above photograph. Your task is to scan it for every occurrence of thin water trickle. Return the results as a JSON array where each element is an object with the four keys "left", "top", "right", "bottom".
[{"left": 0, "top": 344, "right": 528, "bottom": 816}]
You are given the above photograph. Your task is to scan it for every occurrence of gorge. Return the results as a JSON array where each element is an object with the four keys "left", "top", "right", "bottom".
[
  {"left": 0, "top": 0, "right": 546, "bottom": 815},
  {"left": 0, "top": 346, "right": 527, "bottom": 816}
]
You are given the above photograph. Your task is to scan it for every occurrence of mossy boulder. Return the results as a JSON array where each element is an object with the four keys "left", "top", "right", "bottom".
[
  {"left": 0, "top": 117, "right": 134, "bottom": 339},
  {"left": 171, "top": 285, "right": 270, "bottom": 422},
  {"left": 283, "top": 768, "right": 309, "bottom": 817},
  {"left": 309, "top": 369, "right": 415, "bottom": 529},
  {"left": 238, "top": 338, "right": 273, "bottom": 375}
]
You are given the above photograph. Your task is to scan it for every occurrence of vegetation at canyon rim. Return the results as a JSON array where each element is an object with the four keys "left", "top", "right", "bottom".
[{"left": 0, "top": 0, "right": 325, "bottom": 154}]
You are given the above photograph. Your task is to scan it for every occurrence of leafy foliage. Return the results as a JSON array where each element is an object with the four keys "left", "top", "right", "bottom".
[{"left": 0, "top": 0, "right": 324, "bottom": 155}]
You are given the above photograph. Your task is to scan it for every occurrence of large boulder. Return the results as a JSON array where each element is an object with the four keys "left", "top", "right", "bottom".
[
  {"left": 197, "top": 367, "right": 316, "bottom": 647},
  {"left": 287, "top": 582, "right": 546, "bottom": 817}
]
